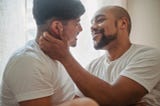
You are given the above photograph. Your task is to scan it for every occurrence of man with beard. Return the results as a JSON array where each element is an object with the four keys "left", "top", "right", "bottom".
[{"left": 39, "top": 6, "right": 160, "bottom": 106}]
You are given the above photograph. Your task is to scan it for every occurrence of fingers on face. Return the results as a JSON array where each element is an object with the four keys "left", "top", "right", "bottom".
[
  {"left": 43, "top": 31, "right": 64, "bottom": 44},
  {"left": 43, "top": 32, "right": 52, "bottom": 41},
  {"left": 39, "top": 31, "right": 69, "bottom": 52},
  {"left": 39, "top": 34, "right": 59, "bottom": 49},
  {"left": 39, "top": 36, "right": 50, "bottom": 50}
]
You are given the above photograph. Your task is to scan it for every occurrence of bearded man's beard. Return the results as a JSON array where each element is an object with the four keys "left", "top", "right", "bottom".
[{"left": 94, "top": 29, "right": 117, "bottom": 50}]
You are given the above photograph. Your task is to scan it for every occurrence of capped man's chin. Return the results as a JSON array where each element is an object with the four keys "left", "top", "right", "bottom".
[
  {"left": 70, "top": 43, "right": 77, "bottom": 47},
  {"left": 71, "top": 45, "right": 76, "bottom": 47},
  {"left": 69, "top": 39, "right": 77, "bottom": 47}
]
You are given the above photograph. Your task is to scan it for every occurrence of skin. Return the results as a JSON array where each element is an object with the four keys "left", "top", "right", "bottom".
[
  {"left": 20, "top": 97, "right": 99, "bottom": 106},
  {"left": 58, "top": 98, "right": 99, "bottom": 106},
  {"left": 39, "top": 6, "right": 148, "bottom": 106},
  {"left": 19, "top": 18, "right": 83, "bottom": 106}
]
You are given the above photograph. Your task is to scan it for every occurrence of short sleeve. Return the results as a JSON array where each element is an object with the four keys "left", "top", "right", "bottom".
[
  {"left": 5, "top": 54, "right": 54, "bottom": 102},
  {"left": 120, "top": 49, "right": 160, "bottom": 92}
]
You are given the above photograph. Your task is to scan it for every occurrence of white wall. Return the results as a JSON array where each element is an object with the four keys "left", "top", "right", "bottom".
[
  {"left": 128, "top": 0, "right": 160, "bottom": 49},
  {"left": 0, "top": 0, "right": 26, "bottom": 81},
  {"left": 97, "top": 0, "right": 127, "bottom": 9}
]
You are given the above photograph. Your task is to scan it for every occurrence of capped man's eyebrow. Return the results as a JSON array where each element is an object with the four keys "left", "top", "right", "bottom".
[{"left": 91, "top": 14, "right": 105, "bottom": 24}]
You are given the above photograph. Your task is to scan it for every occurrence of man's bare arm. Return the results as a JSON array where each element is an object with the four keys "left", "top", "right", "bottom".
[
  {"left": 20, "top": 96, "right": 99, "bottom": 106},
  {"left": 59, "top": 53, "right": 147, "bottom": 106},
  {"left": 57, "top": 98, "right": 99, "bottom": 106},
  {"left": 39, "top": 33, "right": 147, "bottom": 106},
  {"left": 19, "top": 96, "right": 53, "bottom": 106}
]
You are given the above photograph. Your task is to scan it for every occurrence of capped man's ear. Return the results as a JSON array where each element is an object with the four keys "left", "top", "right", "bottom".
[{"left": 50, "top": 20, "right": 63, "bottom": 35}]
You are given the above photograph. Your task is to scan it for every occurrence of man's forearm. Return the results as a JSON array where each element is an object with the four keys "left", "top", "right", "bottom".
[
  {"left": 39, "top": 33, "right": 146, "bottom": 106},
  {"left": 57, "top": 98, "right": 99, "bottom": 106},
  {"left": 60, "top": 54, "right": 116, "bottom": 105}
]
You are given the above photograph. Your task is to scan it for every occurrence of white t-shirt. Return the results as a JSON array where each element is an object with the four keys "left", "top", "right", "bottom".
[
  {"left": 85, "top": 44, "right": 160, "bottom": 106},
  {"left": 1, "top": 40, "right": 75, "bottom": 106}
]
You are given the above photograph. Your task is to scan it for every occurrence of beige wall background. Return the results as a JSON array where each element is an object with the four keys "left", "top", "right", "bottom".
[{"left": 128, "top": 0, "right": 160, "bottom": 49}]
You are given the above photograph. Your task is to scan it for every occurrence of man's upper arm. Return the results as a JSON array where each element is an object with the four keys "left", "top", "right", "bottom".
[
  {"left": 19, "top": 95, "right": 53, "bottom": 106},
  {"left": 112, "top": 76, "right": 148, "bottom": 104},
  {"left": 6, "top": 55, "right": 54, "bottom": 103}
]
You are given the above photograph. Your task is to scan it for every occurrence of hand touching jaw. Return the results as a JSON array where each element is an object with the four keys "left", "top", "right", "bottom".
[{"left": 39, "top": 32, "right": 71, "bottom": 61}]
